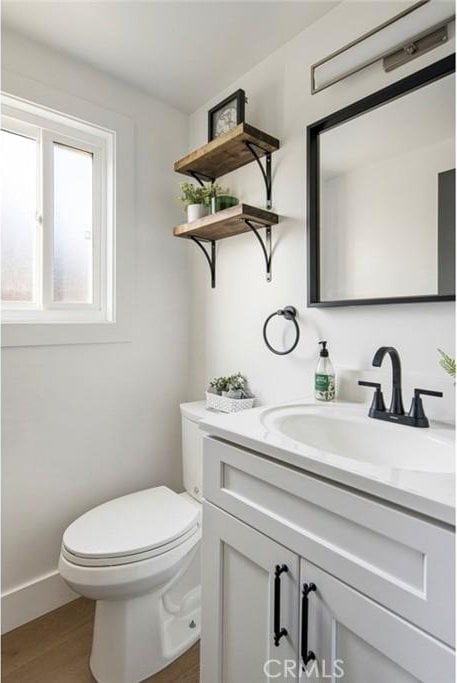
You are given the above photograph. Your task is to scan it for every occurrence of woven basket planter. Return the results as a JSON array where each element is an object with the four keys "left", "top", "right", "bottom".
[{"left": 206, "top": 392, "right": 255, "bottom": 414}]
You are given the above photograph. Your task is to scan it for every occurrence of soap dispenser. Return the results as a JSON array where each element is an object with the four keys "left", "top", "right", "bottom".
[{"left": 315, "top": 341, "right": 335, "bottom": 402}]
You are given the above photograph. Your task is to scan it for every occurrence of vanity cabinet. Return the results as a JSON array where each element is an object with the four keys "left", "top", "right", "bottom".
[
  {"left": 201, "top": 503, "right": 300, "bottom": 682},
  {"left": 201, "top": 436, "right": 455, "bottom": 682},
  {"left": 304, "top": 560, "right": 453, "bottom": 683}
]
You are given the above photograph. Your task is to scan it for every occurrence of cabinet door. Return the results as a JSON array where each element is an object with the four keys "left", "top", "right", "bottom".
[
  {"left": 201, "top": 501, "right": 300, "bottom": 683},
  {"left": 301, "top": 559, "right": 455, "bottom": 683}
]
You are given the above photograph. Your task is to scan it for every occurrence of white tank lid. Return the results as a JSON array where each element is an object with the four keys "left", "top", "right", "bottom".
[{"left": 180, "top": 401, "right": 209, "bottom": 423}]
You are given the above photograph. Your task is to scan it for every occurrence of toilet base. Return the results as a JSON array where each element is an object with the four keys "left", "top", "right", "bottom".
[
  {"left": 89, "top": 549, "right": 201, "bottom": 683},
  {"left": 90, "top": 595, "right": 200, "bottom": 683}
]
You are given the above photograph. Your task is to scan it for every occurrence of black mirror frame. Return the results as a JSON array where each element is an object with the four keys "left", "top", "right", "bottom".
[{"left": 307, "top": 54, "right": 456, "bottom": 308}]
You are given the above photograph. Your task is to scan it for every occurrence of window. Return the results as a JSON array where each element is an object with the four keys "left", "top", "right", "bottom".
[{"left": 1, "top": 97, "right": 114, "bottom": 323}]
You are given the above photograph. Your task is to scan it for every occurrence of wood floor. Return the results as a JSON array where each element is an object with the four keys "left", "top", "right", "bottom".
[{"left": 1, "top": 598, "right": 200, "bottom": 683}]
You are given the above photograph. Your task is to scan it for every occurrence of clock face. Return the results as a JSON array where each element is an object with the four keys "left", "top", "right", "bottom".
[
  {"left": 213, "top": 99, "right": 238, "bottom": 137},
  {"left": 208, "top": 90, "right": 245, "bottom": 142}
]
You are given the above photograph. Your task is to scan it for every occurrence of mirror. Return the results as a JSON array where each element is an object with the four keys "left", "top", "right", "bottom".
[{"left": 307, "top": 56, "right": 455, "bottom": 306}]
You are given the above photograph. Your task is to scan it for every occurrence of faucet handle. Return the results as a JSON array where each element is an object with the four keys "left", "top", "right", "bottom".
[
  {"left": 413, "top": 388, "right": 443, "bottom": 399},
  {"left": 358, "top": 381, "right": 386, "bottom": 415},
  {"left": 408, "top": 388, "right": 443, "bottom": 428}
]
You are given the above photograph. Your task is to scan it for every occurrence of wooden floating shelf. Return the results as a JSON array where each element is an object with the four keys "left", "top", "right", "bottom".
[
  {"left": 172, "top": 123, "right": 280, "bottom": 287},
  {"left": 174, "top": 123, "right": 280, "bottom": 180},
  {"left": 173, "top": 203, "right": 279, "bottom": 241}
]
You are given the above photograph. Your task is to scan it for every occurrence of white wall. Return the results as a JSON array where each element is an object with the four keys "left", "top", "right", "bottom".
[
  {"left": 187, "top": 1, "right": 455, "bottom": 421},
  {"left": 1, "top": 31, "right": 191, "bottom": 631}
]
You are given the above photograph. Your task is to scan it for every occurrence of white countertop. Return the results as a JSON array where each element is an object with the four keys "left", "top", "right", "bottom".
[{"left": 200, "top": 398, "right": 455, "bottom": 527}]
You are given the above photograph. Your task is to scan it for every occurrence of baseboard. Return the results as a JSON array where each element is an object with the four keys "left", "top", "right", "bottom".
[{"left": 2, "top": 570, "right": 77, "bottom": 633}]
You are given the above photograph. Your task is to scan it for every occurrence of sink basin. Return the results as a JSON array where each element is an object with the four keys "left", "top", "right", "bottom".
[{"left": 261, "top": 403, "right": 454, "bottom": 473}]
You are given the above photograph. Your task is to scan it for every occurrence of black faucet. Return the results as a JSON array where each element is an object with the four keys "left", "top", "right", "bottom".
[
  {"left": 372, "top": 346, "right": 404, "bottom": 415},
  {"left": 358, "top": 346, "right": 443, "bottom": 428}
]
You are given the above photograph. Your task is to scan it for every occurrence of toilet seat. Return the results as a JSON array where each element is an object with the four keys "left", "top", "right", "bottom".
[
  {"left": 62, "top": 486, "right": 200, "bottom": 568},
  {"left": 62, "top": 525, "right": 200, "bottom": 567}
]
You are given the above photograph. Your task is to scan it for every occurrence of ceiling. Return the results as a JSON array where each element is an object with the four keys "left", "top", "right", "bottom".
[{"left": 1, "top": 1, "right": 339, "bottom": 113}]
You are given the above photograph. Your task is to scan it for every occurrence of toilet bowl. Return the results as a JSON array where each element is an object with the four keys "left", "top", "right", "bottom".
[{"left": 59, "top": 402, "right": 208, "bottom": 683}]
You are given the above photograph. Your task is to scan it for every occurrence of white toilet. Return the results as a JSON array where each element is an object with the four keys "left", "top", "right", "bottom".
[{"left": 59, "top": 402, "right": 207, "bottom": 683}]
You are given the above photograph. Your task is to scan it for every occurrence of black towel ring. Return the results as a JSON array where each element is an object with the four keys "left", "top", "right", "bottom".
[{"left": 263, "top": 306, "right": 300, "bottom": 355}]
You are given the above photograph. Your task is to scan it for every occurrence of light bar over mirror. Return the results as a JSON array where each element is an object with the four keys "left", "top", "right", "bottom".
[{"left": 311, "top": 0, "right": 455, "bottom": 94}]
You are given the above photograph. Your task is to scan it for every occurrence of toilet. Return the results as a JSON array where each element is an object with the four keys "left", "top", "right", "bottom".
[{"left": 59, "top": 402, "right": 207, "bottom": 683}]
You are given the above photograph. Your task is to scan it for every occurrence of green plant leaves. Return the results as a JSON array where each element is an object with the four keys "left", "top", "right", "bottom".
[
  {"left": 208, "top": 372, "right": 248, "bottom": 396},
  {"left": 178, "top": 181, "right": 229, "bottom": 209},
  {"left": 438, "top": 349, "right": 456, "bottom": 378}
]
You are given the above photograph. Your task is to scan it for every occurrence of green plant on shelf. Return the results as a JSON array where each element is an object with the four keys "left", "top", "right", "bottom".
[
  {"left": 178, "top": 181, "right": 228, "bottom": 211},
  {"left": 178, "top": 182, "right": 207, "bottom": 209}
]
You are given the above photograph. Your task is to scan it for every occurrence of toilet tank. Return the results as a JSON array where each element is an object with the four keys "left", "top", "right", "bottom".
[{"left": 180, "top": 402, "right": 209, "bottom": 502}]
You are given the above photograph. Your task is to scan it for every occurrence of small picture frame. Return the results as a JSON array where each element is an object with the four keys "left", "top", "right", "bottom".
[{"left": 208, "top": 89, "right": 246, "bottom": 142}]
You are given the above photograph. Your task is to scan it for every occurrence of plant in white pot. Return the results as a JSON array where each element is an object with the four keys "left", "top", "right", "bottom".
[
  {"left": 178, "top": 182, "right": 232, "bottom": 222},
  {"left": 178, "top": 182, "right": 209, "bottom": 223}
]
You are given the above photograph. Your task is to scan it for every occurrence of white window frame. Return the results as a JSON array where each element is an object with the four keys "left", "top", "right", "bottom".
[{"left": 1, "top": 96, "right": 114, "bottom": 324}]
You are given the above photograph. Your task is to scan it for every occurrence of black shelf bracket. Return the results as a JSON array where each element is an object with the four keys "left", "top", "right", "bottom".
[
  {"left": 245, "top": 141, "right": 272, "bottom": 209},
  {"left": 189, "top": 171, "right": 215, "bottom": 187},
  {"left": 190, "top": 236, "right": 216, "bottom": 288},
  {"left": 244, "top": 219, "right": 272, "bottom": 282}
]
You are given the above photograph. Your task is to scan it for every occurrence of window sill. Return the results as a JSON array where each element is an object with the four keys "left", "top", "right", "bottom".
[
  {"left": 1, "top": 319, "right": 131, "bottom": 347},
  {"left": 2, "top": 308, "right": 111, "bottom": 323}
]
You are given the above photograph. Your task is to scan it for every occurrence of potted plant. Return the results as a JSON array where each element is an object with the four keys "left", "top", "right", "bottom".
[
  {"left": 208, "top": 375, "right": 229, "bottom": 395},
  {"left": 222, "top": 373, "right": 249, "bottom": 399},
  {"left": 178, "top": 182, "right": 209, "bottom": 223},
  {"left": 206, "top": 373, "right": 255, "bottom": 413}
]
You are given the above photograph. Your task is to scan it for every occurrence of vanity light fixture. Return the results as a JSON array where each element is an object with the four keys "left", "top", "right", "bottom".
[{"left": 311, "top": 0, "right": 454, "bottom": 93}]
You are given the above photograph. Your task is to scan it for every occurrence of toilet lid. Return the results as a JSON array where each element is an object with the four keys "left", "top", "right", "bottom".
[{"left": 63, "top": 486, "right": 200, "bottom": 560}]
